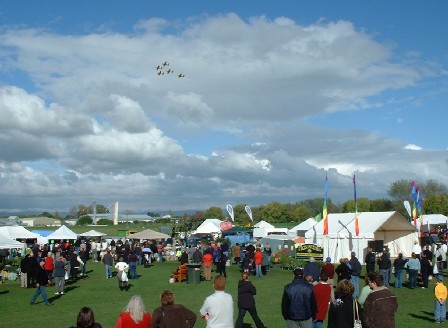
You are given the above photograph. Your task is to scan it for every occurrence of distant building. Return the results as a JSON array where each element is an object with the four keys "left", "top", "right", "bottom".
[
  {"left": 21, "top": 217, "right": 62, "bottom": 227},
  {"left": 0, "top": 216, "right": 21, "bottom": 226}
]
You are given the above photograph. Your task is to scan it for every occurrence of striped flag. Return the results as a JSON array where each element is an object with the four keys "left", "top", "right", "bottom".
[
  {"left": 416, "top": 187, "right": 423, "bottom": 225},
  {"left": 353, "top": 175, "right": 359, "bottom": 236},
  {"left": 411, "top": 181, "right": 417, "bottom": 227},
  {"left": 323, "top": 174, "right": 329, "bottom": 236}
]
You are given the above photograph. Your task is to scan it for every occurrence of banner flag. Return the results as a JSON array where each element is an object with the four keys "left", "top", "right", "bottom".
[
  {"left": 226, "top": 204, "right": 234, "bottom": 222},
  {"left": 411, "top": 181, "right": 417, "bottom": 227},
  {"left": 244, "top": 205, "right": 253, "bottom": 222},
  {"left": 353, "top": 175, "right": 359, "bottom": 236},
  {"left": 323, "top": 174, "right": 329, "bottom": 236}
]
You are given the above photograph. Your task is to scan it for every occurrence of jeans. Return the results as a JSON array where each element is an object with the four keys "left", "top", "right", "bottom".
[
  {"left": 408, "top": 269, "right": 418, "bottom": 288},
  {"left": 312, "top": 320, "right": 323, "bottom": 328},
  {"left": 435, "top": 300, "right": 447, "bottom": 322},
  {"left": 158, "top": 252, "right": 163, "bottom": 262},
  {"left": 54, "top": 276, "right": 65, "bottom": 293},
  {"left": 394, "top": 269, "right": 403, "bottom": 288},
  {"left": 286, "top": 318, "right": 313, "bottom": 328},
  {"left": 105, "top": 264, "right": 112, "bottom": 278},
  {"left": 350, "top": 275, "right": 359, "bottom": 297},
  {"left": 255, "top": 264, "right": 263, "bottom": 277},
  {"left": 235, "top": 308, "right": 265, "bottom": 328},
  {"left": 31, "top": 285, "right": 50, "bottom": 304},
  {"left": 129, "top": 262, "right": 137, "bottom": 279},
  {"left": 380, "top": 269, "right": 389, "bottom": 287},
  {"left": 81, "top": 263, "right": 86, "bottom": 275}
]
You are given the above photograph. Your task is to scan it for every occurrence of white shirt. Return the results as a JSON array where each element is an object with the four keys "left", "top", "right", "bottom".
[
  {"left": 200, "top": 290, "right": 234, "bottom": 328},
  {"left": 412, "top": 244, "right": 422, "bottom": 255},
  {"left": 115, "top": 261, "right": 129, "bottom": 271}
]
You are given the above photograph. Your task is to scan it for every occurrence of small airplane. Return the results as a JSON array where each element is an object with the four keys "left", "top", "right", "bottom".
[
  {"left": 163, "top": 61, "right": 169, "bottom": 66},
  {"left": 178, "top": 73, "right": 185, "bottom": 78},
  {"left": 157, "top": 71, "right": 164, "bottom": 76},
  {"left": 156, "top": 65, "right": 162, "bottom": 70},
  {"left": 167, "top": 69, "right": 173, "bottom": 74}
]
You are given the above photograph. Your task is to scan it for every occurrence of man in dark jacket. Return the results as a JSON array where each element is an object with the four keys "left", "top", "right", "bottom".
[
  {"left": 349, "top": 252, "right": 362, "bottom": 298},
  {"left": 235, "top": 272, "right": 266, "bottom": 328},
  {"left": 24, "top": 252, "right": 37, "bottom": 288},
  {"left": 365, "top": 247, "right": 376, "bottom": 274},
  {"left": 363, "top": 272, "right": 398, "bottom": 328},
  {"left": 281, "top": 268, "right": 317, "bottom": 327},
  {"left": 304, "top": 257, "right": 321, "bottom": 283},
  {"left": 30, "top": 260, "right": 53, "bottom": 306}
]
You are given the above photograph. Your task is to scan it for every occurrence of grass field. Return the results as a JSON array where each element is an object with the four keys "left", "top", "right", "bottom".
[{"left": 0, "top": 260, "right": 443, "bottom": 328}]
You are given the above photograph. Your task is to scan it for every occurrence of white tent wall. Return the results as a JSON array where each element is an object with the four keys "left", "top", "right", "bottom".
[{"left": 305, "top": 211, "right": 417, "bottom": 264}]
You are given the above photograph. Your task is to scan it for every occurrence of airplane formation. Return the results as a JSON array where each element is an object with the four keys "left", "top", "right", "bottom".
[{"left": 156, "top": 61, "right": 185, "bottom": 78}]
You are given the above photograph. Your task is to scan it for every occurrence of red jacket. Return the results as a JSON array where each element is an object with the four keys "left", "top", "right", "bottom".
[
  {"left": 44, "top": 257, "right": 54, "bottom": 271},
  {"left": 116, "top": 312, "right": 151, "bottom": 328},
  {"left": 254, "top": 251, "right": 263, "bottom": 265}
]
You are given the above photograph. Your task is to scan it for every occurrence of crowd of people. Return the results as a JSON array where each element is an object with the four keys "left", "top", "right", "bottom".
[{"left": 7, "top": 236, "right": 448, "bottom": 326}]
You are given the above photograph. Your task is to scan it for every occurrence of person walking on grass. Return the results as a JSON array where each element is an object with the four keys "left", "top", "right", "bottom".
[
  {"left": 235, "top": 272, "right": 266, "bottom": 328},
  {"left": 30, "top": 260, "right": 53, "bottom": 306},
  {"left": 200, "top": 275, "right": 234, "bottom": 328}
]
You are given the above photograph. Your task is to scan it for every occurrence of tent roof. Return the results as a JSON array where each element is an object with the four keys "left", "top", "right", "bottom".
[
  {"left": 129, "top": 229, "right": 170, "bottom": 240},
  {"left": 195, "top": 219, "right": 222, "bottom": 234},
  {"left": 290, "top": 218, "right": 318, "bottom": 231},
  {"left": 46, "top": 225, "right": 78, "bottom": 240},
  {"left": 222, "top": 226, "right": 252, "bottom": 234},
  {"left": 305, "top": 211, "right": 414, "bottom": 238},
  {"left": 253, "top": 220, "right": 274, "bottom": 228},
  {"left": 0, "top": 226, "right": 41, "bottom": 239},
  {"left": 79, "top": 230, "right": 107, "bottom": 237},
  {"left": 0, "top": 234, "right": 25, "bottom": 249}
]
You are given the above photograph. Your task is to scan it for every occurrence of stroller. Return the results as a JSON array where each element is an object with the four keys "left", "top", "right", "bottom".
[
  {"left": 142, "top": 248, "right": 152, "bottom": 268},
  {"left": 118, "top": 268, "right": 129, "bottom": 290}
]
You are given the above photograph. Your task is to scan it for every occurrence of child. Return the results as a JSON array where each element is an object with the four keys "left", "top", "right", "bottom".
[{"left": 434, "top": 277, "right": 447, "bottom": 323}]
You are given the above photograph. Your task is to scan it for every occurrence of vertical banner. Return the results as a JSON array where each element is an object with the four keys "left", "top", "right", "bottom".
[
  {"left": 323, "top": 174, "right": 329, "bottom": 236},
  {"left": 411, "top": 181, "right": 417, "bottom": 227},
  {"left": 226, "top": 204, "right": 234, "bottom": 222},
  {"left": 244, "top": 205, "right": 253, "bottom": 222},
  {"left": 353, "top": 175, "right": 359, "bottom": 236},
  {"left": 416, "top": 187, "right": 423, "bottom": 226}
]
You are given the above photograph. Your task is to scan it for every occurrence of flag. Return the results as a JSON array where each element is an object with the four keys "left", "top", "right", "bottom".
[
  {"left": 353, "top": 175, "right": 359, "bottom": 236},
  {"left": 411, "top": 181, "right": 417, "bottom": 227},
  {"left": 416, "top": 187, "right": 423, "bottom": 225},
  {"left": 226, "top": 204, "right": 234, "bottom": 222},
  {"left": 244, "top": 205, "right": 253, "bottom": 222},
  {"left": 323, "top": 174, "right": 329, "bottom": 236}
]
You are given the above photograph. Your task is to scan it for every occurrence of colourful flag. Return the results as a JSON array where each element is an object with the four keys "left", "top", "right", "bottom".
[
  {"left": 416, "top": 187, "right": 423, "bottom": 225},
  {"left": 323, "top": 174, "right": 329, "bottom": 236},
  {"left": 353, "top": 175, "right": 359, "bottom": 236},
  {"left": 411, "top": 181, "right": 417, "bottom": 227}
]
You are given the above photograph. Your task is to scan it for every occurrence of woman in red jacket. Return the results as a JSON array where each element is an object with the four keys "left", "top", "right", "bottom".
[
  {"left": 254, "top": 248, "right": 263, "bottom": 278},
  {"left": 44, "top": 252, "right": 55, "bottom": 284}
]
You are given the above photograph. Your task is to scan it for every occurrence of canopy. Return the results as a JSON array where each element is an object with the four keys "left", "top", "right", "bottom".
[
  {"left": 289, "top": 218, "right": 318, "bottom": 236},
  {"left": 79, "top": 230, "right": 107, "bottom": 237},
  {"left": 416, "top": 214, "right": 448, "bottom": 231},
  {"left": 222, "top": 226, "right": 252, "bottom": 234},
  {"left": 253, "top": 220, "right": 274, "bottom": 228},
  {"left": 0, "top": 226, "right": 40, "bottom": 240},
  {"left": 195, "top": 219, "right": 222, "bottom": 234},
  {"left": 305, "top": 211, "right": 418, "bottom": 263},
  {"left": 0, "top": 234, "right": 25, "bottom": 249},
  {"left": 46, "top": 225, "right": 78, "bottom": 240},
  {"left": 129, "top": 229, "right": 170, "bottom": 240}
]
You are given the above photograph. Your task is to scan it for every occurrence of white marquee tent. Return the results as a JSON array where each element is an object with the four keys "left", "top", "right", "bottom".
[
  {"left": 416, "top": 214, "right": 448, "bottom": 232},
  {"left": 305, "top": 211, "right": 418, "bottom": 264},
  {"left": 79, "top": 230, "right": 107, "bottom": 237},
  {"left": 194, "top": 219, "right": 222, "bottom": 234},
  {"left": 46, "top": 225, "right": 78, "bottom": 240},
  {"left": 0, "top": 226, "right": 41, "bottom": 240},
  {"left": 289, "top": 218, "right": 318, "bottom": 236},
  {"left": 0, "top": 234, "right": 25, "bottom": 249}
]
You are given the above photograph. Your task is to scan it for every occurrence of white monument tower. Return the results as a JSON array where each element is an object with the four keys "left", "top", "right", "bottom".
[{"left": 113, "top": 201, "right": 119, "bottom": 225}]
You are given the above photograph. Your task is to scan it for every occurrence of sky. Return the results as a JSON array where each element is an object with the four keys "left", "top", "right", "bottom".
[{"left": 0, "top": 1, "right": 447, "bottom": 214}]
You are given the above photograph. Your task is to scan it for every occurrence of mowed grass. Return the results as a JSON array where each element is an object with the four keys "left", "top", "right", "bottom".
[{"left": 0, "top": 261, "right": 442, "bottom": 328}]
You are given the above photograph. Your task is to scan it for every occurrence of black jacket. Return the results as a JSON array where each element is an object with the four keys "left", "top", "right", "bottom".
[
  {"left": 335, "top": 263, "right": 352, "bottom": 281},
  {"left": 35, "top": 265, "right": 48, "bottom": 285},
  {"left": 238, "top": 280, "right": 257, "bottom": 309},
  {"left": 328, "top": 296, "right": 358, "bottom": 328},
  {"left": 281, "top": 278, "right": 317, "bottom": 321}
]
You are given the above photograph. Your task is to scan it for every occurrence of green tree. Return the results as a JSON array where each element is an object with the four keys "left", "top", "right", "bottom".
[
  {"left": 369, "top": 199, "right": 394, "bottom": 212},
  {"left": 294, "top": 205, "right": 313, "bottom": 222},
  {"left": 233, "top": 204, "right": 251, "bottom": 225},
  {"left": 204, "top": 206, "right": 225, "bottom": 220},
  {"left": 423, "top": 194, "right": 448, "bottom": 215},
  {"left": 95, "top": 204, "right": 110, "bottom": 214},
  {"left": 341, "top": 198, "right": 370, "bottom": 213},
  {"left": 40, "top": 212, "right": 54, "bottom": 218},
  {"left": 261, "top": 202, "right": 291, "bottom": 223},
  {"left": 77, "top": 215, "right": 93, "bottom": 226},
  {"left": 147, "top": 212, "right": 161, "bottom": 217},
  {"left": 97, "top": 218, "right": 113, "bottom": 225}
]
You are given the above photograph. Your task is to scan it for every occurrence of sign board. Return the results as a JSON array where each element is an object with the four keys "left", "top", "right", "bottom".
[{"left": 296, "top": 244, "right": 324, "bottom": 261}]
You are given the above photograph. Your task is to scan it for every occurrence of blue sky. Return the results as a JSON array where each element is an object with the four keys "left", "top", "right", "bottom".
[{"left": 0, "top": 1, "right": 447, "bottom": 214}]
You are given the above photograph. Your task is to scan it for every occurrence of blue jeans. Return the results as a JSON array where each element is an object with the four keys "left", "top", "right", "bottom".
[
  {"left": 408, "top": 269, "right": 418, "bottom": 288},
  {"left": 312, "top": 320, "right": 323, "bottom": 328},
  {"left": 380, "top": 269, "right": 389, "bottom": 287},
  {"left": 350, "top": 275, "right": 359, "bottom": 298},
  {"left": 31, "top": 285, "right": 49, "bottom": 304},
  {"left": 105, "top": 264, "right": 112, "bottom": 278},
  {"left": 394, "top": 269, "right": 403, "bottom": 288},
  {"left": 129, "top": 262, "right": 137, "bottom": 279},
  {"left": 435, "top": 300, "right": 447, "bottom": 322},
  {"left": 255, "top": 264, "right": 262, "bottom": 277}
]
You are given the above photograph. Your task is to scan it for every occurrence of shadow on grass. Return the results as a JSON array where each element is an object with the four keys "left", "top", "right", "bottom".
[
  {"left": 0, "top": 290, "right": 9, "bottom": 295},
  {"left": 408, "top": 311, "right": 434, "bottom": 323},
  {"left": 65, "top": 285, "right": 80, "bottom": 292}
]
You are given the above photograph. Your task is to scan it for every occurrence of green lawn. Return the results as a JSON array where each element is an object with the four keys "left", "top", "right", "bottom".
[{"left": 0, "top": 261, "right": 441, "bottom": 327}]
